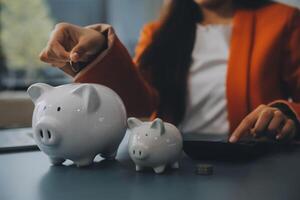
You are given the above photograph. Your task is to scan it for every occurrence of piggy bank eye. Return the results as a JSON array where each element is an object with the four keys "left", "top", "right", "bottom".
[
  {"left": 145, "top": 133, "right": 148, "bottom": 136},
  {"left": 57, "top": 107, "right": 61, "bottom": 112},
  {"left": 43, "top": 106, "right": 47, "bottom": 111}
]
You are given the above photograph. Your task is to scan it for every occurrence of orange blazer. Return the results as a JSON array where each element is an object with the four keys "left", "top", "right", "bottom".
[{"left": 63, "top": 2, "right": 300, "bottom": 133}]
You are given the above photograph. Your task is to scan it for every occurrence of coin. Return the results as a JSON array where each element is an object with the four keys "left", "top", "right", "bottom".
[
  {"left": 68, "top": 60, "right": 81, "bottom": 73},
  {"left": 195, "top": 164, "right": 214, "bottom": 175}
]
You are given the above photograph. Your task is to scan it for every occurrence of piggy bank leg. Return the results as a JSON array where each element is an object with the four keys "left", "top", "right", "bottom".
[
  {"left": 171, "top": 162, "right": 179, "bottom": 169},
  {"left": 153, "top": 165, "right": 166, "bottom": 174},
  {"left": 74, "top": 157, "right": 94, "bottom": 167},
  {"left": 100, "top": 151, "right": 117, "bottom": 160},
  {"left": 135, "top": 165, "right": 144, "bottom": 172},
  {"left": 49, "top": 157, "right": 65, "bottom": 165}
]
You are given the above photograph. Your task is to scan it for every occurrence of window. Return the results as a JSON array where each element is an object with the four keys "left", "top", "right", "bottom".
[
  {"left": 0, "top": 0, "right": 162, "bottom": 91},
  {"left": 1, "top": 0, "right": 105, "bottom": 90}
]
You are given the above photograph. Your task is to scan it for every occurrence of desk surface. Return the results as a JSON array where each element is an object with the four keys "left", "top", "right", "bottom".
[{"left": 1, "top": 149, "right": 300, "bottom": 200}]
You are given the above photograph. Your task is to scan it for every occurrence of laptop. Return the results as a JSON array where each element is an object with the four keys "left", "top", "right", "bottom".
[{"left": 0, "top": 128, "right": 38, "bottom": 153}]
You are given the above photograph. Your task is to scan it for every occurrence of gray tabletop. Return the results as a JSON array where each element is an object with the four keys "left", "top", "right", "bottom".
[{"left": 1, "top": 147, "right": 300, "bottom": 200}]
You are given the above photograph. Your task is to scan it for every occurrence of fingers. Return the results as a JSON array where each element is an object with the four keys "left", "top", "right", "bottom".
[
  {"left": 70, "top": 52, "right": 80, "bottom": 62},
  {"left": 267, "top": 110, "right": 285, "bottom": 132},
  {"left": 229, "top": 105, "right": 266, "bottom": 143},
  {"left": 276, "top": 119, "right": 295, "bottom": 140},
  {"left": 230, "top": 104, "right": 297, "bottom": 143},
  {"left": 39, "top": 41, "right": 70, "bottom": 67},
  {"left": 229, "top": 116, "right": 254, "bottom": 143},
  {"left": 70, "top": 29, "right": 106, "bottom": 62},
  {"left": 70, "top": 41, "right": 90, "bottom": 62},
  {"left": 40, "top": 56, "right": 66, "bottom": 68},
  {"left": 39, "top": 23, "right": 73, "bottom": 66},
  {"left": 49, "top": 41, "right": 70, "bottom": 60},
  {"left": 40, "top": 22, "right": 106, "bottom": 67},
  {"left": 70, "top": 41, "right": 98, "bottom": 63},
  {"left": 253, "top": 109, "right": 274, "bottom": 133},
  {"left": 49, "top": 61, "right": 67, "bottom": 68}
]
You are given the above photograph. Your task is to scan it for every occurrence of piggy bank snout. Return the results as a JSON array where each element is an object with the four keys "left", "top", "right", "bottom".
[
  {"left": 35, "top": 120, "right": 60, "bottom": 146},
  {"left": 130, "top": 145, "right": 149, "bottom": 160}
]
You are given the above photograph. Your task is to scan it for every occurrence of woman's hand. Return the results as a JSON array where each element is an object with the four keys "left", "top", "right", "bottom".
[
  {"left": 39, "top": 22, "right": 106, "bottom": 68},
  {"left": 229, "top": 104, "right": 296, "bottom": 143}
]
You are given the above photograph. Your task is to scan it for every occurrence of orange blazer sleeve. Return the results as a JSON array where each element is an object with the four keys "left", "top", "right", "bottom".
[
  {"left": 69, "top": 23, "right": 159, "bottom": 118},
  {"left": 269, "top": 9, "right": 300, "bottom": 125}
]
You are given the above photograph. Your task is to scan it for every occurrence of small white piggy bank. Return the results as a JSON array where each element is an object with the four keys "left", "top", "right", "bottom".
[
  {"left": 127, "top": 118, "right": 183, "bottom": 174},
  {"left": 27, "top": 83, "right": 127, "bottom": 167}
]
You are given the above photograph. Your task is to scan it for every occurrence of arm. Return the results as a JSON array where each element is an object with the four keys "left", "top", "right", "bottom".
[
  {"left": 230, "top": 9, "right": 300, "bottom": 142},
  {"left": 73, "top": 24, "right": 159, "bottom": 118},
  {"left": 268, "top": 9, "right": 300, "bottom": 130}
]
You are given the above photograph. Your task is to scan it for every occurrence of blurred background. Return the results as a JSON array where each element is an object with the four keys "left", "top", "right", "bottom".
[{"left": 0, "top": 0, "right": 299, "bottom": 128}]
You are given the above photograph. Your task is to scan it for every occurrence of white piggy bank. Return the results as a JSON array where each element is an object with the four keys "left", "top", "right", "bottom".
[
  {"left": 27, "top": 83, "right": 127, "bottom": 167},
  {"left": 127, "top": 118, "right": 183, "bottom": 174}
]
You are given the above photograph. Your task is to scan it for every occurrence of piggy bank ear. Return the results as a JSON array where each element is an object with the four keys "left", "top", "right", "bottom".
[
  {"left": 150, "top": 118, "right": 165, "bottom": 135},
  {"left": 72, "top": 85, "right": 100, "bottom": 113},
  {"left": 27, "top": 83, "right": 53, "bottom": 104},
  {"left": 127, "top": 117, "right": 143, "bottom": 130}
]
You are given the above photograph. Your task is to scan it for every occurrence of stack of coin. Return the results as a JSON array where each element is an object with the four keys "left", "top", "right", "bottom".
[{"left": 195, "top": 164, "right": 214, "bottom": 175}]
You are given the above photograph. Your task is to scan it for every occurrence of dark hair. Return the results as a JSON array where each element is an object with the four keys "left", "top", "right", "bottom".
[{"left": 137, "top": 0, "right": 270, "bottom": 125}]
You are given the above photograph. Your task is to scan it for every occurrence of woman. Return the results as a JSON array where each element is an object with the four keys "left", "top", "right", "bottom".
[{"left": 40, "top": 0, "right": 300, "bottom": 143}]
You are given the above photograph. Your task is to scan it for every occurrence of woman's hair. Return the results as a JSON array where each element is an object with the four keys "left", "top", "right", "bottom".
[{"left": 137, "top": 0, "right": 270, "bottom": 125}]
